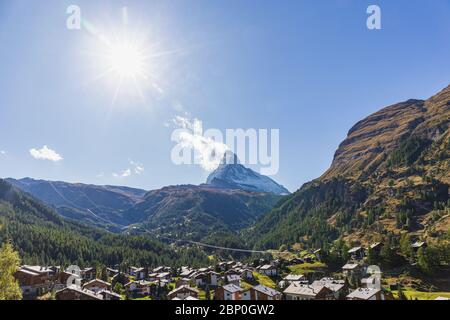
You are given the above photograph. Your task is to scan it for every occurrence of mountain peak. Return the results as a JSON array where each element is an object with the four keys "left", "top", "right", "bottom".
[{"left": 206, "top": 152, "right": 289, "bottom": 195}]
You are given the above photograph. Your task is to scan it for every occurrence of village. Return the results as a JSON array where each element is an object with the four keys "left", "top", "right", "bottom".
[{"left": 15, "top": 239, "right": 448, "bottom": 301}]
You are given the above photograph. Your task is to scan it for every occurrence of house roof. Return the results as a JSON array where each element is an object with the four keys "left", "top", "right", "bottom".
[
  {"left": 348, "top": 247, "right": 363, "bottom": 254},
  {"left": 260, "top": 264, "right": 276, "bottom": 270},
  {"left": 56, "top": 285, "right": 103, "bottom": 300},
  {"left": 18, "top": 268, "right": 41, "bottom": 276},
  {"left": 22, "top": 265, "right": 52, "bottom": 274},
  {"left": 253, "top": 285, "right": 280, "bottom": 297},
  {"left": 83, "top": 279, "right": 111, "bottom": 287},
  {"left": 370, "top": 242, "right": 382, "bottom": 249},
  {"left": 98, "top": 290, "right": 121, "bottom": 298},
  {"left": 284, "top": 274, "right": 305, "bottom": 281},
  {"left": 227, "top": 275, "right": 241, "bottom": 282},
  {"left": 347, "top": 288, "right": 381, "bottom": 300},
  {"left": 283, "top": 283, "right": 324, "bottom": 297},
  {"left": 412, "top": 241, "right": 426, "bottom": 248},
  {"left": 156, "top": 272, "right": 171, "bottom": 278},
  {"left": 311, "top": 278, "right": 345, "bottom": 293},
  {"left": 222, "top": 284, "right": 244, "bottom": 293},
  {"left": 342, "top": 263, "right": 359, "bottom": 270},
  {"left": 168, "top": 285, "right": 199, "bottom": 296}
]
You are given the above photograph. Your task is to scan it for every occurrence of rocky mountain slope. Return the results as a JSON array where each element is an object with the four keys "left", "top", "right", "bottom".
[{"left": 250, "top": 84, "right": 450, "bottom": 250}]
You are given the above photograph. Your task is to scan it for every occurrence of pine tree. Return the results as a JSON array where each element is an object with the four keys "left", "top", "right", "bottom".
[
  {"left": 0, "top": 242, "right": 22, "bottom": 300},
  {"left": 399, "top": 233, "right": 413, "bottom": 262}
]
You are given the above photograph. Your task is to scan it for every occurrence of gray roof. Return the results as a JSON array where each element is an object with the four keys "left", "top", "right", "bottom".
[
  {"left": 347, "top": 288, "right": 381, "bottom": 300},
  {"left": 284, "top": 274, "right": 305, "bottom": 281},
  {"left": 342, "top": 263, "right": 359, "bottom": 270},
  {"left": 227, "top": 274, "right": 241, "bottom": 282},
  {"left": 56, "top": 285, "right": 103, "bottom": 300},
  {"left": 260, "top": 264, "right": 276, "bottom": 270},
  {"left": 168, "top": 285, "right": 199, "bottom": 296},
  {"left": 253, "top": 285, "right": 280, "bottom": 297},
  {"left": 311, "top": 278, "right": 345, "bottom": 293},
  {"left": 283, "top": 283, "right": 324, "bottom": 297},
  {"left": 222, "top": 284, "right": 244, "bottom": 293},
  {"left": 348, "top": 247, "right": 363, "bottom": 253}
]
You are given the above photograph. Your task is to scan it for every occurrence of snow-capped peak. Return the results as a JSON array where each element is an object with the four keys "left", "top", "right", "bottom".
[{"left": 206, "top": 152, "right": 290, "bottom": 195}]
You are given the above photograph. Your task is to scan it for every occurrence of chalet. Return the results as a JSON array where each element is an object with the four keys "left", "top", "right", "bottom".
[
  {"left": 361, "top": 276, "right": 378, "bottom": 289},
  {"left": 81, "top": 267, "right": 96, "bottom": 281},
  {"left": 348, "top": 247, "right": 365, "bottom": 260},
  {"left": 226, "top": 274, "right": 241, "bottom": 286},
  {"left": 215, "top": 284, "right": 245, "bottom": 301},
  {"left": 311, "top": 278, "right": 346, "bottom": 299},
  {"left": 55, "top": 286, "right": 102, "bottom": 300},
  {"left": 313, "top": 249, "right": 322, "bottom": 261},
  {"left": 284, "top": 283, "right": 334, "bottom": 300},
  {"left": 370, "top": 242, "right": 383, "bottom": 254},
  {"left": 130, "top": 267, "right": 147, "bottom": 280},
  {"left": 283, "top": 274, "right": 306, "bottom": 283},
  {"left": 125, "top": 280, "right": 152, "bottom": 297},
  {"left": 56, "top": 271, "right": 80, "bottom": 290},
  {"left": 176, "top": 278, "right": 192, "bottom": 288},
  {"left": 342, "top": 263, "right": 364, "bottom": 278},
  {"left": 240, "top": 269, "right": 254, "bottom": 280},
  {"left": 250, "top": 285, "right": 282, "bottom": 300},
  {"left": 98, "top": 290, "right": 121, "bottom": 300},
  {"left": 168, "top": 285, "right": 199, "bottom": 300},
  {"left": 347, "top": 288, "right": 384, "bottom": 300},
  {"left": 194, "top": 271, "right": 219, "bottom": 287},
  {"left": 148, "top": 273, "right": 158, "bottom": 281},
  {"left": 411, "top": 241, "right": 427, "bottom": 253},
  {"left": 217, "top": 262, "right": 228, "bottom": 272},
  {"left": 106, "top": 268, "right": 119, "bottom": 278},
  {"left": 83, "top": 279, "right": 112, "bottom": 293},
  {"left": 180, "top": 268, "right": 196, "bottom": 278},
  {"left": 152, "top": 266, "right": 165, "bottom": 273},
  {"left": 111, "top": 273, "right": 130, "bottom": 286},
  {"left": 259, "top": 265, "right": 278, "bottom": 277},
  {"left": 156, "top": 272, "right": 171, "bottom": 281},
  {"left": 15, "top": 266, "right": 53, "bottom": 298}
]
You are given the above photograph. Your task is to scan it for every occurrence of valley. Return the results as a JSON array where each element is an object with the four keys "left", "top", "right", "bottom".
[{"left": 1, "top": 84, "right": 449, "bottom": 301}]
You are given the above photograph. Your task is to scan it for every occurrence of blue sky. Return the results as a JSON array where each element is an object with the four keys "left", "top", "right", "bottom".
[{"left": 0, "top": 0, "right": 449, "bottom": 192}]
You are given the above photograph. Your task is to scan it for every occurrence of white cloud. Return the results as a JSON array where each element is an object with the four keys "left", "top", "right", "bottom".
[
  {"left": 172, "top": 116, "right": 228, "bottom": 172},
  {"left": 112, "top": 168, "right": 131, "bottom": 178},
  {"left": 29, "top": 145, "right": 63, "bottom": 162},
  {"left": 0, "top": 150, "right": 6, "bottom": 155},
  {"left": 129, "top": 160, "right": 144, "bottom": 175},
  {"left": 112, "top": 160, "right": 144, "bottom": 179}
]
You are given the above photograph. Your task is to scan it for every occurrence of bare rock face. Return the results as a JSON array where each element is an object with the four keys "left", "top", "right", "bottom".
[{"left": 322, "top": 85, "right": 450, "bottom": 181}]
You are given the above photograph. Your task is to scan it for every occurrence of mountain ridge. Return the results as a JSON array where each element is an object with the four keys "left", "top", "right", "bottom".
[{"left": 249, "top": 84, "right": 450, "bottom": 250}]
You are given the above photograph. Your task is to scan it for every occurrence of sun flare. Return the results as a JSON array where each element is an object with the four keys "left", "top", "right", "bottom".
[{"left": 107, "top": 43, "right": 147, "bottom": 79}]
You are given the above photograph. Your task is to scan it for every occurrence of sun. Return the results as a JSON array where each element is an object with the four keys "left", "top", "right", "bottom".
[{"left": 107, "top": 42, "right": 147, "bottom": 79}]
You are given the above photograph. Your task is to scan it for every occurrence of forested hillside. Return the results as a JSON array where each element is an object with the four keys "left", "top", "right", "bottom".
[
  {"left": 249, "top": 85, "right": 450, "bottom": 251},
  {"left": 0, "top": 179, "right": 208, "bottom": 267}
]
